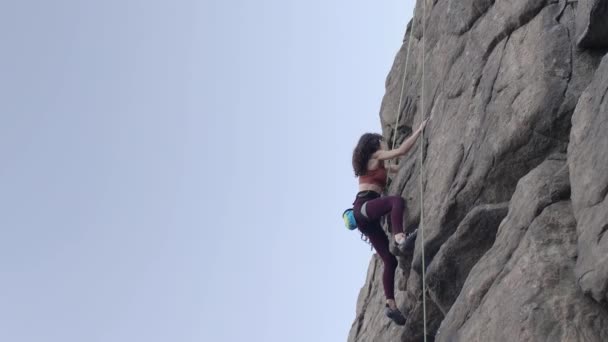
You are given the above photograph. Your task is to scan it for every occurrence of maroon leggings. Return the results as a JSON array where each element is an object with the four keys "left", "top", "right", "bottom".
[{"left": 353, "top": 191, "right": 405, "bottom": 300}]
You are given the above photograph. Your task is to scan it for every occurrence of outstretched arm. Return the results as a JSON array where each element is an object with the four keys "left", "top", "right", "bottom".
[{"left": 373, "top": 119, "right": 428, "bottom": 161}]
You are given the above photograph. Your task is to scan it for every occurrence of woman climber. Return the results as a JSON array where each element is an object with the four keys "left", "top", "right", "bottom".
[{"left": 350, "top": 119, "right": 427, "bottom": 325}]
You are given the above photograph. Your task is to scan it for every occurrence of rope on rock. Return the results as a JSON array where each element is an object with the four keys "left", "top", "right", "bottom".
[
  {"left": 420, "top": 0, "right": 428, "bottom": 339},
  {"left": 387, "top": 1, "right": 429, "bottom": 340}
]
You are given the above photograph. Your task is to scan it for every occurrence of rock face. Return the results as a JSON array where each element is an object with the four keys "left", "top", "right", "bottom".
[
  {"left": 426, "top": 202, "right": 509, "bottom": 315},
  {"left": 569, "top": 55, "right": 608, "bottom": 304},
  {"left": 441, "top": 199, "right": 608, "bottom": 341},
  {"left": 576, "top": 0, "right": 608, "bottom": 48},
  {"left": 438, "top": 156, "right": 608, "bottom": 341},
  {"left": 348, "top": 0, "right": 608, "bottom": 341}
]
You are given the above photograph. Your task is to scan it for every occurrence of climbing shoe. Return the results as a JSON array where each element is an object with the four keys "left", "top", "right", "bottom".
[
  {"left": 384, "top": 304, "right": 407, "bottom": 325},
  {"left": 398, "top": 229, "right": 418, "bottom": 252}
]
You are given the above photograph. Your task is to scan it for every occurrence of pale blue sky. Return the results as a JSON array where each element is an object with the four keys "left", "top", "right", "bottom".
[{"left": 0, "top": 1, "right": 413, "bottom": 341}]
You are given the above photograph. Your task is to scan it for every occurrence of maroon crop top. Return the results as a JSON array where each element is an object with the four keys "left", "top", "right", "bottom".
[{"left": 359, "top": 161, "right": 387, "bottom": 188}]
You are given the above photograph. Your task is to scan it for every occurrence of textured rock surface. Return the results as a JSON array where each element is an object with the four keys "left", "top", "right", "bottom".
[
  {"left": 437, "top": 156, "right": 593, "bottom": 340},
  {"left": 569, "top": 55, "right": 608, "bottom": 303},
  {"left": 347, "top": 0, "right": 608, "bottom": 340},
  {"left": 439, "top": 199, "right": 608, "bottom": 341},
  {"left": 426, "top": 202, "right": 509, "bottom": 315},
  {"left": 576, "top": 0, "right": 608, "bottom": 48}
]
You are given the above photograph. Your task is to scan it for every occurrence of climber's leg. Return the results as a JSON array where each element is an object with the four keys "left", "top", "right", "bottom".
[
  {"left": 364, "top": 222, "right": 398, "bottom": 300},
  {"left": 361, "top": 196, "right": 405, "bottom": 235}
]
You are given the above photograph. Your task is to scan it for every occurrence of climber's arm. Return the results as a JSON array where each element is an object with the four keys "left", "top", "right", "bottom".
[{"left": 374, "top": 119, "right": 428, "bottom": 161}]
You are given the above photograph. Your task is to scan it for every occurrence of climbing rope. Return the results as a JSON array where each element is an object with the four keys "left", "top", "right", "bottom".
[
  {"left": 420, "top": 0, "right": 428, "bottom": 340},
  {"left": 387, "top": 2, "right": 429, "bottom": 341},
  {"left": 389, "top": 6, "right": 416, "bottom": 152}
]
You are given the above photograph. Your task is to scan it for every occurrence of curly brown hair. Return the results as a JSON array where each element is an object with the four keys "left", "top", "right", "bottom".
[{"left": 352, "top": 133, "right": 384, "bottom": 177}]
